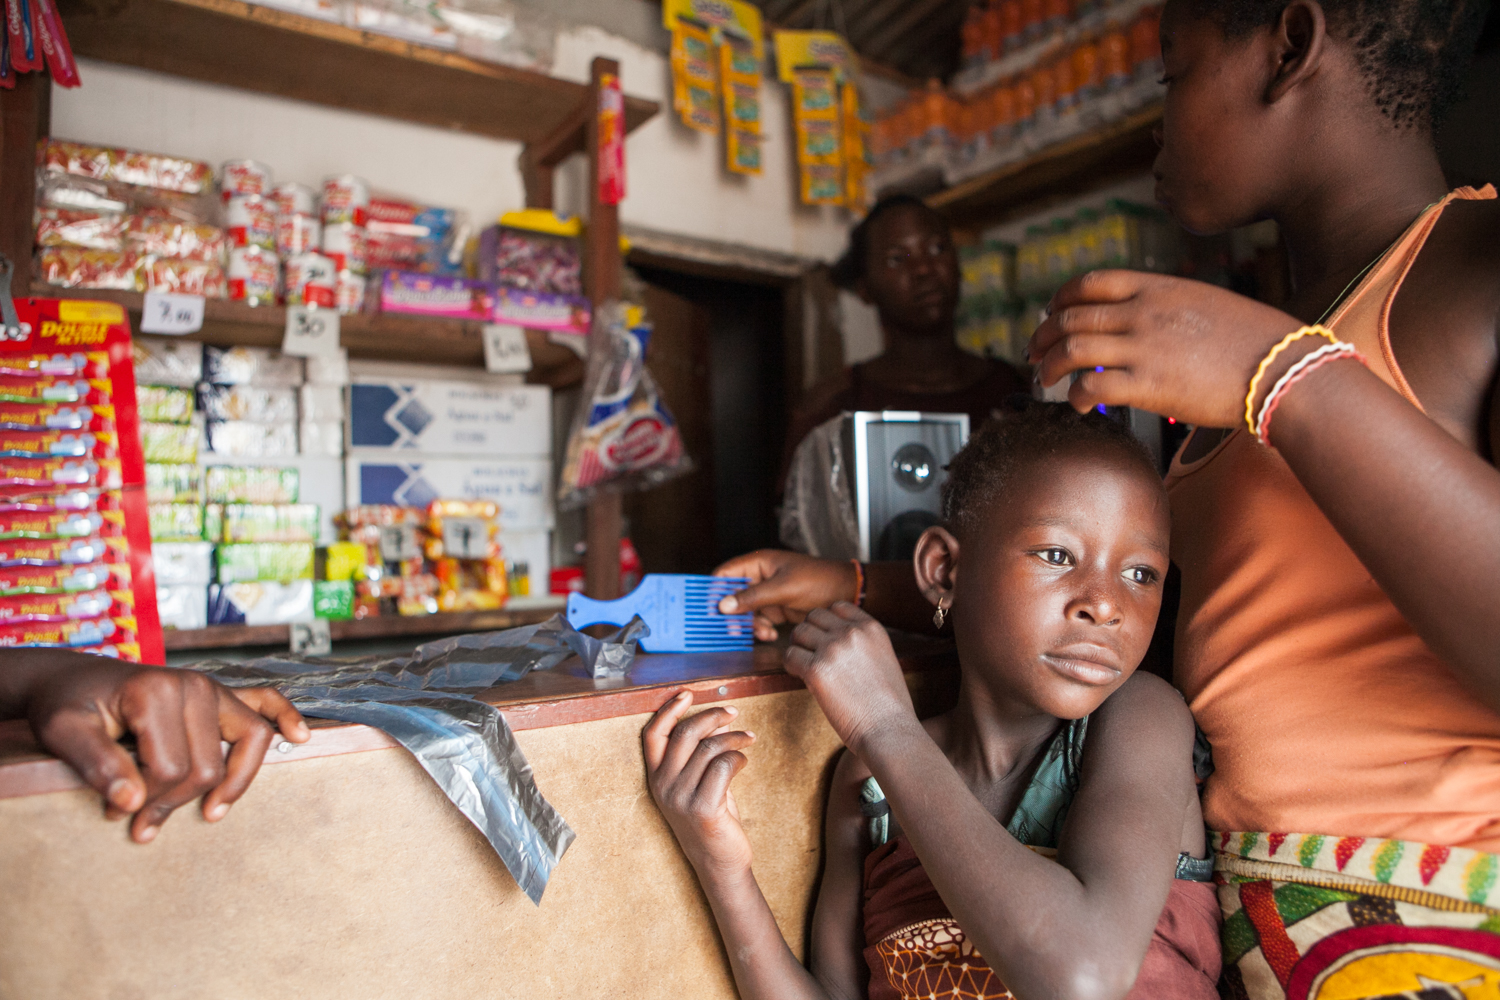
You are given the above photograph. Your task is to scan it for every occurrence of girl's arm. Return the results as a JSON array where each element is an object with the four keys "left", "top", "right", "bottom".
[
  {"left": 642, "top": 692, "right": 864, "bottom": 1000},
  {"left": 1030, "top": 269, "right": 1500, "bottom": 712},
  {"left": 786, "top": 605, "right": 1200, "bottom": 1000}
]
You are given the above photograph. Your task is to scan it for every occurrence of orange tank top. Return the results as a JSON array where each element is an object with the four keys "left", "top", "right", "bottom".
[{"left": 1165, "top": 185, "right": 1500, "bottom": 851}]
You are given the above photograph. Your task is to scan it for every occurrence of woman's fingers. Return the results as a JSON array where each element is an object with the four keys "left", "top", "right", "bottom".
[
  {"left": 1049, "top": 269, "right": 1146, "bottom": 311},
  {"left": 643, "top": 690, "right": 694, "bottom": 771},
  {"left": 1033, "top": 331, "right": 1139, "bottom": 389},
  {"left": 1069, "top": 366, "right": 1141, "bottom": 412}
]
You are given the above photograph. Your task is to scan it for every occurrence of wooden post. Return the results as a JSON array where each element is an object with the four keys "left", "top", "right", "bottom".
[
  {"left": 583, "top": 56, "right": 622, "bottom": 601},
  {"left": 0, "top": 73, "right": 50, "bottom": 292}
]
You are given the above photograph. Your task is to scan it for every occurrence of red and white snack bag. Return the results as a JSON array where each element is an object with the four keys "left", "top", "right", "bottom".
[
  {"left": 321, "top": 221, "right": 366, "bottom": 274},
  {"left": 33, "top": 207, "right": 125, "bottom": 250},
  {"left": 321, "top": 174, "right": 369, "bottom": 226},
  {"left": 125, "top": 213, "right": 225, "bottom": 262},
  {"left": 227, "top": 246, "right": 278, "bottom": 306},
  {"left": 272, "top": 182, "right": 317, "bottom": 217},
  {"left": 220, "top": 159, "right": 272, "bottom": 202},
  {"left": 335, "top": 270, "right": 366, "bottom": 315},
  {"left": 275, "top": 212, "right": 320, "bottom": 257},
  {"left": 35, "top": 246, "right": 142, "bottom": 291},
  {"left": 40, "top": 139, "right": 213, "bottom": 194},
  {"left": 284, "top": 252, "right": 336, "bottom": 308},
  {"left": 225, "top": 194, "right": 276, "bottom": 250},
  {"left": 145, "top": 257, "right": 227, "bottom": 298}
]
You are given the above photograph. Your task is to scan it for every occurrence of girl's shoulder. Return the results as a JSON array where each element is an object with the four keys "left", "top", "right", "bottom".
[{"left": 1082, "top": 672, "right": 1197, "bottom": 764}]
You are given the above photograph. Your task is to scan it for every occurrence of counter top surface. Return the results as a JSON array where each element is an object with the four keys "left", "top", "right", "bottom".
[{"left": 0, "top": 634, "right": 958, "bottom": 799}]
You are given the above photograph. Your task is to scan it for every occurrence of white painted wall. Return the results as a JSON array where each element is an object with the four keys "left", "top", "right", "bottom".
[{"left": 54, "top": 25, "right": 856, "bottom": 261}]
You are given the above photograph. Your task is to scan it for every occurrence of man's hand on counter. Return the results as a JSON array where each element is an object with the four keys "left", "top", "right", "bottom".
[{"left": 1, "top": 650, "right": 310, "bottom": 843}]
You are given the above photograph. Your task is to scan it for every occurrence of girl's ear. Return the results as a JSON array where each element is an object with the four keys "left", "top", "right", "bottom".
[
  {"left": 1265, "top": 0, "right": 1328, "bottom": 105},
  {"left": 913, "top": 526, "right": 960, "bottom": 607}
]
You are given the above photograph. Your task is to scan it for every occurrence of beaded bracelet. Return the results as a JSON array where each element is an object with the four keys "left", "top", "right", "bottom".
[
  {"left": 1244, "top": 325, "right": 1339, "bottom": 434},
  {"left": 1256, "top": 344, "right": 1368, "bottom": 447},
  {"left": 851, "top": 559, "right": 867, "bottom": 608}
]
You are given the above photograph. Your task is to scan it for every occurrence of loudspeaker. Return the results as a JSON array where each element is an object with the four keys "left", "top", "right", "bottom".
[{"left": 849, "top": 411, "right": 969, "bottom": 562}]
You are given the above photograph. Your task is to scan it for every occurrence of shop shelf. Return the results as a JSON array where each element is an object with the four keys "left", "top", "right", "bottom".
[
  {"left": 23, "top": 284, "right": 586, "bottom": 388},
  {"left": 161, "top": 601, "right": 567, "bottom": 652},
  {"left": 55, "top": 0, "right": 657, "bottom": 145},
  {"left": 927, "top": 104, "right": 1163, "bottom": 229}
]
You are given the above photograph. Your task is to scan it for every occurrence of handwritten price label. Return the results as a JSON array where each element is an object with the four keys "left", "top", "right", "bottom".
[
  {"left": 282, "top": 305, "right": 341, "bottom": 358},
  {"left": 140, "top": 293, "right": 205, "bottom": 335},
  {"left": 441, "top": 517, "right": 491, "bottom": 559},
  {"left": 482, "top": 323, "right": 533, "bottom": 374}
]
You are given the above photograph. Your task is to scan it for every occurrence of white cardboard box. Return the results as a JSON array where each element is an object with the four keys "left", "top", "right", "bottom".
[
  {"left": 346, "top": 379, "right": 549, "bottom": 455},
  {"left": 345, "top": 456, "right": 553, "bottom": 530}
]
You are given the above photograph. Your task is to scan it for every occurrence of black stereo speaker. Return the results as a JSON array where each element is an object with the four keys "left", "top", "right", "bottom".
[{"left": 849, "top": 411, "right": 970, "bottom": 562}]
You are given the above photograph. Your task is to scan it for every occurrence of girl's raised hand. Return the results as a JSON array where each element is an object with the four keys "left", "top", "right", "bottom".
[
  {"left": 1029, "top": 270, "right": 1304, "bottom": 427},
  {"left": 643, "top": 691, "right": 757, "bottom": 879},
  {"left": 785, "top": 603, "right": 916, "bottom": 757}
]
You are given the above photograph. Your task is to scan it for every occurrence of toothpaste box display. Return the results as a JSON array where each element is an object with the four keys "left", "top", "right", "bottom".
[
  {"left": 347, "top": 379, "right": 549, "bottom": 455},
  {"left": 345, "top": 457, "right": 553, "bottom": 530}
]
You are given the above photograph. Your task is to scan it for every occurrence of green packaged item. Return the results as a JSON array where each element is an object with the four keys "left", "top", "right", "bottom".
[
  {"left": 204, "top": 465, "right": 299, "bottom": 504},
  {"left": 221, "top": 503, "right": 320, "bottom": 543},
  {"left": 135, "top": 384, "right": 195, "bottom": 424},
  {"left": 140, "top": 421, "right": 199, "bottom": 463},
  {"left": 313, "top": 579, "right": 354, "bottom": 620},
  {"left": 149, "top": 502, "right": 205, "bottom": 542},
  {"left": 145, "top": 462, "right": 200, "bottom": 503},
  {"left": 216, "top": 542, "right": 315, "bottom": 584},
  {"left": 203, "top": 503, "right": 224, "bottom": 542}
]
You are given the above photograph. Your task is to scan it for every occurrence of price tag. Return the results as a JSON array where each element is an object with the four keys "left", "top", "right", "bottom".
[
  {"left": 482, "top": 323, "right": 533, "bottom": 374},
  {"left": 290, "top": 619, "right": 332, "bottom": 656},
  {"left": 378, "top": 524, "right": 421, "bottom": 563},
  {"left": 441, "top": 517, "right": 491, "bottom": 559},
  {"left": 282, "top": 306, "right": 341, "bottom": 358},
  {"left": 139, "top": 292, "right": 205, "bottom": 335}
]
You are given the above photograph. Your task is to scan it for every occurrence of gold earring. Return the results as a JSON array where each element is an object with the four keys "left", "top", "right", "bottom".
[{"left": 932, "top": 599, "right": 949, "bottom": 630}]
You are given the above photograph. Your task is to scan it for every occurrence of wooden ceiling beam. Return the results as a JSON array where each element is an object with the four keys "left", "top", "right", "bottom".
[{"left": 862, "top": 0, "right": 957, "bottom": 65}]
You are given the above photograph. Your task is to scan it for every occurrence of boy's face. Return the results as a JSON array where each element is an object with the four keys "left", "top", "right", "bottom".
[
  {"left": 948, "top": 452, "right": 1171, "bottom": 720},
  {"left": 858, "top": 205, "right": 960, "bottom": 337},
  {"left": 1154, "top": 1, "right": 1282, "bottom": 234}
]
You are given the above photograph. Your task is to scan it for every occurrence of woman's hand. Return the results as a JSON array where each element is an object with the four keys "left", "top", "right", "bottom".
[
  {"left": 784, "top": 604, "right": 917, "bottom": 757},
  {"left": 714, "top": 551, "right": 857, "bottom": 642},
  {"left": 643, "top": 691, "right": 757, "bottom": 879},
  {"left": 20, "top": 656, "right": 309, "bottom": 843},
  {"left": 1029, "top": 270, "right": 1305, "bottom": 426}
]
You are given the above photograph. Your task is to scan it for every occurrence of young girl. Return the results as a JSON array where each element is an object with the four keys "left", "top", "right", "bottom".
[{"left": 645, "top": 404, "right": 1220, "bottom": 1000}]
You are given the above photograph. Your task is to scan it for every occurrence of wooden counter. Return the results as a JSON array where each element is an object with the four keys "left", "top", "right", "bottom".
[{"left": 0, "top": 637, "right": 958, "bottom": 999}]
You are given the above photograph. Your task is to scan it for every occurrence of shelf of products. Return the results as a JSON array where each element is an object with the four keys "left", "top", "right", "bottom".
[
  {"left": 162, "top": 601, "right": 566, "bottom": 651},
  {"left": 22, "top": 284, "right": 586, "bottom": 387},
  {"left": 928, "top": 104, "right": 1162, "bottom": 227},
  {"left": 56, "top": 0, "right": 658, "bottom": 144}
]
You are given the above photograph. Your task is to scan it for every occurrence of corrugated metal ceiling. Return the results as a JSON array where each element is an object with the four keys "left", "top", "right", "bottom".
[{"left": 752, "top": 0, "right": 965, "bottom": 82}]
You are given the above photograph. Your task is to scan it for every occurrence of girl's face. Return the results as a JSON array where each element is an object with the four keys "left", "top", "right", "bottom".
[
  {"left": 921, "top": 452, "right": 1170, "bottom": 720},
  {"left": 1154, "top": 1, "right": 1284, "bottom": 234}
]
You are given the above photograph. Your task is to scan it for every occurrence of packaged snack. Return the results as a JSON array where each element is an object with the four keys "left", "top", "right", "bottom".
[
  {"left": 0, "top": 614, "right": 138, "bottom": 650},
  {"left": 434, "top": 556, "right": 506, "bottom": 612},
  {"left": 275, "top": 212, "right": 321, "bottom": 257},
  {"left": 204, "top": 465, "right": 299, "bottom": 504},
  {"left": 0, "top": 455, "right": 121, "bottom": 491},
  {"left": 144, "top": 257, "right": 228, "bottom": 298},
  {"left": 216, "top": 542, "right": 315, "bottom": 583},
  {"left": 227, "top": 245, "right": 279, "bottom": 306},
  {"left": 313, "top": 578, "right": 353, "bottom": 620},
  {"left": 145, "top": 462, "right": 200, "bottom": 503},
  {"left": 0, "top": 401, "right": 114, "bottom": 433},
  {"left": 298, "top": 421, "right": 343, "bottom": 457},
  {"left": 225, "top": 194, "right": 276, "bottom": 250},
  {"left": 205, "top": 421, "right": 298, "bottom": 458},
  {"left": 140, "top": 421, "right": 199, "bottom": 463},
  {"left": 335, "top": 270, "right": 366, "bottom": 315},
  {"left": 0, "top": 427, "right": 115, "bottom": 459},
  {"left": 0, "top": 562, "right": 130, "bottom": 595},
  {"left": 125, "top": 214, "right": 225, "bottom": 261},
  {"left": 283, "top": 252, "right": 337, "bottom": 308},
  {"left": 0, "top": 507, "right": 125, "bottom": 539},
  {"left": 321, "top": 175, "right": 370, "bottom": 226},
  {"left": 492, "top": 287, "right": 590, "bottom": 335},
  {"left": 376, "top": 270, "right": 495, "bottom": 320},
  {"left": 208, "top": 579, "right": 314, "bottom": 625},
  {"left": 220, "top": 503, "right": 320, "bottom": 543},
  {"left": 320, "top": 221, "right": 366, "bottom": 274},
  {"left": 0, "top": 534, "right": 129, "bottom": 566},
  {"left": 669, "top": 16, "right": 718, "bottom": 133},
  {"left": 151, "top": 540, "right": 214, "bottom": 585},
  {"left": 36, "top": 246, "right": 142, "bottom": 291},
  {"left": 34, "top": 207, "right": 126, "bottom": 250},
  {"left": 720, "top": 35, "right": 762, "bottom": 175},
  {"left": 478, "top": 223, "right": 581, "bottom": 296},
  {"left": 156, "top": 583, "right": 207, "bottom": 630},
  {"left": 558, "top": 302, "right": 691, "bottom": 508},
  {"left": 0, "top": 351, "right": 109, "bottom": 379},
  {"left": 0, "top": 374, "right": 111, "bottom": 405},
  {"left": 40, "top": 139, "right": 213, "bottom": 195},
  {"left": 396, "top": 571, "right": 440, "bottom": 616},
  {"left": 219, "top": 159, "right": 272, "bottom": 201},
  {"left": 132, "top": 336, "right": 203, "bottom": 388},
  {"left": 203, "top": 345, "right": 305, "bottom": 386},
  {"left": 149, "top": 502, "right": 205, "bottom": 541},
  {"left": 203, "top": 502, "right": 223, "bottom": 542},
  {"left": 272, "top": 182, "right": 317, "bottom": 218},
  {"left": 135, "top": 384, "right": 193, "bottom": 424},
  {"left": 322, "top": 541, "right": 367, "bottom": 581},
  {"left": 197, "top": 384, "right": 298, "bottom": 423},
  {"left": 0, "top": 588, "right": 117, "bottom": 623},
  {"left": 0, "top": 489, "right": 108, "bottom": 514}
]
